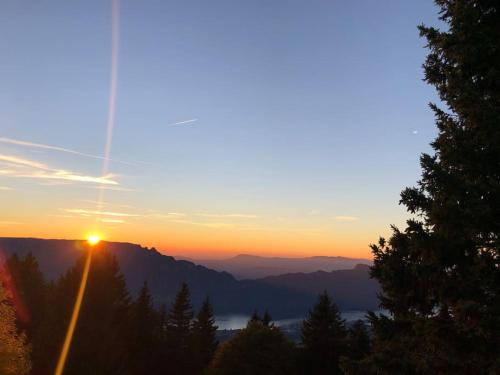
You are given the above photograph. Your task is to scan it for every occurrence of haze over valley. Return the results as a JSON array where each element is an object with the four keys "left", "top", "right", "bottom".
[{"left": 0, "top": 237, "right": 379, "bottom": 319}]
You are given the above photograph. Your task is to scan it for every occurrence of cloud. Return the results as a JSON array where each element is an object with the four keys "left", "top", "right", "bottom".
[
  {"left": 64, "top": 208, "right": 138, "bottom": 217},
  {"left": 195, "top": 213, "right": 258, "bottom": 219},
  {"left": 167, "top": 118, "right": 198, "bottom": 127},
  {"left": 334, "top": 216, "right": 359, "bottom": 222},
  {"left": 0, "top": 153, "right": 119, "bottom": 185},
  {"left": 0, "top": 136, "right": 139, "bottom": 166},
  {"left": 0, "top": 154, "right": 48, "bottom": 170},
  {"left": 168, "top": 219, "right": 235, "bottom": 229},
  {"left": 148, "top": 212, "right": 187, "bottom": 219},
  {"left": 0, "top": 186, "right": 12, "bottom": 191},
  {"left": 100, "top": 218, "right": 125, "bottom": 224},
  {"left": 87, "top": 185, "right": 135, "bottom": 192},
  {"left": 37, "top": 181, "right": 73, "bottom": 186},
  {"left": 412, "top": 130, "right": 418, "bottom": 135},
  {"left": 80, "top": 199, "right": 134, "bottom": 209},
  {"left": 146, "top": 211, "right": 256, "bottom": 221}
]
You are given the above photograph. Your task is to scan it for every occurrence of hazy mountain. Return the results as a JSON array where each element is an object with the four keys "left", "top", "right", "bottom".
[
  {"left": 0, "top": 238, "right": 378, "bottom": 318},
  {"left": 176, "top": 253, "right": 372, "bottom": 279},
  {"left": 255, "top": 264, "right": 380, "bottom": 311}
]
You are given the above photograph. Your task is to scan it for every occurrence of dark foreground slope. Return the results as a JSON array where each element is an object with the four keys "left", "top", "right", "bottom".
[{"left": 0, "top": 237, "right": 378, "bottom": 317}]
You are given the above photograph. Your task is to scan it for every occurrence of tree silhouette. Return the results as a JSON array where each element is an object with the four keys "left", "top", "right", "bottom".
[
  {"left": 365, "top": 0, "right": 500, "bottom": 373},
  {"left": 6, "top": 253, "right": 47, "bottom": 373},
  {"left": 192, "top": 297, "right": 218, "bottom": 373},
  {"left": 249, "top": 310, "right": 260, "bottom": 324},
  {"left": 129, "top": 282, "right": 158, "bottom": 375},
  {"left": 209, "top": 320, "right": 296, "bottom": 375},
  {"left": 300, "top": 291, "right": 347, "bottom": 375},
  {"left": 6, "top": 253, "right": 47, "bottom": 337},
  {"left": 346, "top": 320, "right": 371, "bottom": 360},
  {"left": 51, "top": 250, "right": 132, "bottom": 375},
  {"left": 166, "top": 282, "right": 194, "bottom": 374},
  {"left": 262, "top": 310, "right": 272, "bottom": 327}
]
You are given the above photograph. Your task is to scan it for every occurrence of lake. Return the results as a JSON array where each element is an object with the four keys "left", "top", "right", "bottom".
[{"left": 215, "top": 311, "right": 377, "bottom": 330}]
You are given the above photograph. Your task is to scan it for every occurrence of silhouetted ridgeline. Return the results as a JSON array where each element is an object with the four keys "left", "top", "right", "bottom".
[
  {"left": 255, "top": 264, "right": 379, "bottom": 311},
  {"left": 176, "top": 253, "right": 372, "bottom": 279},
  {"left": 0, "top": 237, "right": 379, "bottom": 318}
]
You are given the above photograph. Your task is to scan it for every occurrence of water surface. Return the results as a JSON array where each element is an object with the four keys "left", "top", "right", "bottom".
[{"left": 216, "top": 311, "right": 379, "bottom": 330}]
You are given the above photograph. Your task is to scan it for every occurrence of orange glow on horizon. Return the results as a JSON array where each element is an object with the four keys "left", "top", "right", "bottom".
[
  {"left": 1, "top": 219, "right": 379, "bottom": 259},
  {"left": 87, "top": 234, "right": 101, "bottom": 246}
]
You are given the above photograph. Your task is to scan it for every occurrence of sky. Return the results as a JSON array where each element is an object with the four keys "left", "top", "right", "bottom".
[{"left": 0, "top": 0, "right": 441, "bottom": 259}]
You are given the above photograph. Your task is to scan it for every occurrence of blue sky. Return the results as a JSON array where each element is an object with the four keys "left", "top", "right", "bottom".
[{"left": 0, "top": 0, "right": 441, "bottom": 257}]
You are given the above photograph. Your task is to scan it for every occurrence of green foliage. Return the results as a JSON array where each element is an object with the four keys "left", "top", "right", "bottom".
[
  {"left": 0, "top": 279, "right": 31, "bottom": 375},
  {"left": 300, "top": 291, "right": 347, "bottom": 375},
  {"left": 208, "top": 320, "right": 296, "bottom": 375},
  {"left": 364, "top": 0, "right": 500, "bottom": 373}
]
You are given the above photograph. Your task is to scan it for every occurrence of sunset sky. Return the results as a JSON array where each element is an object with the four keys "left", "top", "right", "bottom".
[{"left": 0, "top": 1, "right": 440, "bottom": 259}]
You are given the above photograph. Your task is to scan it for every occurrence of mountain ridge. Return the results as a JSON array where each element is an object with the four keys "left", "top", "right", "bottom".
[
  {"left": 175, "top": 253, "right": 372, "bottom": 279},
  {"left": 0, "top": 237, "right": 379, "bottom": 318}
]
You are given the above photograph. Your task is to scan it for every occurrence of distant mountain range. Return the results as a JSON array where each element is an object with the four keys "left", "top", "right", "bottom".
[
  {"left": 175, "top": 253, "right": 372, "bottom": 279},
  {"left": 255, "top": 264, "right": 379, "bottom": 311},
  {"left": 0, "top": 238, "right": 379, "bottom": 319}
]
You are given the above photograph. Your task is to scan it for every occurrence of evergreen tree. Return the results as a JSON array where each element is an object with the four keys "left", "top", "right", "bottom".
[
  {"left": 44, "top": 250, "right": 132, "bottom": 375},
  {"left": 155, "top": 303, "right": 169, "bottom": 374},
  {"left": 157, "top": 302, "right": 168, "bottom": 342},
  {"left": 248, "top": 309, "right": 272, "bottom": 326},
  {"left": 192, "top": 297, "right": 218, "bottom": 374},
  {"left": 262, "top": 310, "right": 272, "bottom": 326},
  {"left": 346, "top": 320, "right": 371, "bottom": 360},
  {"left": 300, "top": 291, "right": 347, "bottom": 375},
  {"left": 129, "top": 282, "right": 158, "bottom": 375},
  {"left": 0, "top": 279, "right": 31, "bottom": 375},
  {"left": 6, "top": 253, "right": 47, "bottom": 372},
  {"left": 364, "top": 1, "right": 500, "bottom": 373},
  {"left": 166, "top": 282, "right": 194, "bottom": 374},
  {"left": 6, "top": 253, "right": 47, "bottom": 334},
  {"left": 339, "top": 319, "right": 372, "bottom": 375},
  {"left": 208, "top": 320, "right": 296, "bottom": 375},
  {"left": 249, "top": 310, "right": 261, "bottom": 324}
]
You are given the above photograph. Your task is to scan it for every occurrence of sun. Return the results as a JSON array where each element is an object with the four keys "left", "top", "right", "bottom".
[{"left": 87, "top": 234, "right": 101, "bottom": 246}]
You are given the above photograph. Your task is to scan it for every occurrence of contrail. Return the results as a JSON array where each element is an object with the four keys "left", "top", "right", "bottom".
[
  {"left": 167, "top": 118, "right": 198, "bottom": 127},
  {"left": 0, "top": 136, "right": 138, "bottom": 166},
  {"left": 97, "top": 0, "right": 120, "bottom": 214},
  {"left": 101, "top": 0, "right": 120, "bottom": 180}
]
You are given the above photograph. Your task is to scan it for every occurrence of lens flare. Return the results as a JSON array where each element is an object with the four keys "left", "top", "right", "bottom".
[
  {"left": 54, "top": 249, "right": 93, "bottom": 375},
  {"left": 87, "top": 235, "right": 101, "bottom": 246},
  {"left": 55, "top": 0, "right": 119, "bottom": 372}
]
